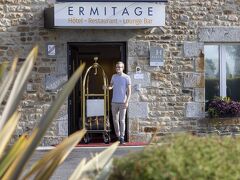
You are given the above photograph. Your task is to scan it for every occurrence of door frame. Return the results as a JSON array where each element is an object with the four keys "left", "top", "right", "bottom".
[{"left": 67, "top": 42, "right": 128, "bottom": 140}]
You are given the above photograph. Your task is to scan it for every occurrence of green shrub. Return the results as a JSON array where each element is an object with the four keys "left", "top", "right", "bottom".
[{"left": 109, "top": 134, "right": 240, "bottom": 180}]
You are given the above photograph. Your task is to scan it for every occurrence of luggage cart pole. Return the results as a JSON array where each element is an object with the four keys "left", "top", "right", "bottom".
[{"left": 81, "top": 57, "right": 111, "bottom": 144}]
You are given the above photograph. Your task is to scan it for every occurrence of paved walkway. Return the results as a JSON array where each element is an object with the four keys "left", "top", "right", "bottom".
[{"left": 26, "top": 146, "right": 144, "bottom": 180}]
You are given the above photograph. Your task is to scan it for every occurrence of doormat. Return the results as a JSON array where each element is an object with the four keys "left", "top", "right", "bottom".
[{"left": 76, "top": 141, "right": 148, "bottom": 147}]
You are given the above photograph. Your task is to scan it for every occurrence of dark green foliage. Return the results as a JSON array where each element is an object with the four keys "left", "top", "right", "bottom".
[{"left": 109, "top": 134, "right": 240, "bottom": 180}]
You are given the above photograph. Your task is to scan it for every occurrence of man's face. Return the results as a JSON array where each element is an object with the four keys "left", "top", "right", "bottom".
[{"left": 115, "top": 64, "right": 124, "bottom": 74}]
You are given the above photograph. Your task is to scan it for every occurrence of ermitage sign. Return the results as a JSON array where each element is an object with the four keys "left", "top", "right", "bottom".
[{"left": 54, "top": 2, "right": 165, "bottom": 28}]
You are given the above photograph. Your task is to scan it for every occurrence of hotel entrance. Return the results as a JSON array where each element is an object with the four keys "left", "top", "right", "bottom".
[{"left": 68, "top": 42, "right": 127, "bottom": 142}]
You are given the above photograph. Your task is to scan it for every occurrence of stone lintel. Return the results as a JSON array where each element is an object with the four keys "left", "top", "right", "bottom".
[{"left": 199, "top": 27, "right": 240, "bottom": 42}]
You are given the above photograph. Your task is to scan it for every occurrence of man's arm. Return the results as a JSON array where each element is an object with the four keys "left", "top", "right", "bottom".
[
  {"left": 125, "top": 84, "right": 131, "bottom": 108},
  {"left": 108, "top": 75, "right": 114, "bottom": 90},
  {"left": 107, "top": 83, "right": 113, "bottom": 90},
  {"left": 103, "top": 83, "right": 113, "bottom": 90}
]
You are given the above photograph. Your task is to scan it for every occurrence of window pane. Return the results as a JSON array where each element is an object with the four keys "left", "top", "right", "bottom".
[
  {"left": 224, "top": 45, "right": 240, "bottom": 101},
  {"left": 204, "top": 45, "right": 220, "bottom": 102}
]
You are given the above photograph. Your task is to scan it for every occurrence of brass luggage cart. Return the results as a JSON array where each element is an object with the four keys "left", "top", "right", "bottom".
[{"left": 82, "top": 57, "right": 111, "bottom": 144}]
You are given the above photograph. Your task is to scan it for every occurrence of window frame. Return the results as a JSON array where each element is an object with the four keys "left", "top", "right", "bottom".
[{"left": 204, "top": 43, "right": 240, "bottom": 98}]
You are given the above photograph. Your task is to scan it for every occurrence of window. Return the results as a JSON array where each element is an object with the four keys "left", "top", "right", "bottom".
[{"left": 205, "top": 44, "right": 240, "bottom": 103}]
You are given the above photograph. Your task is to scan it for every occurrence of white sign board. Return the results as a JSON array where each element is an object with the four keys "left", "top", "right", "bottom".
[
  {"left": 47, "top": 44, "right": 56, "bottom": 56},
  {"left": 134, "top": 73, "right": 144, "bottom": 79},
  {"left": 54, "top": 2, "right": 165, "bottom": 28},
  {"left": 150, "top": 46, "right": 164, "bottom": 66}
]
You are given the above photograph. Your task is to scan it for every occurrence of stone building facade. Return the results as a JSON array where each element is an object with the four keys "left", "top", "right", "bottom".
[{"left": 1, "top": 0, "right": 240, "bottom": 145}]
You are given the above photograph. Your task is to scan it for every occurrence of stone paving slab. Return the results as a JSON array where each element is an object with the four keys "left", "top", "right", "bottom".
[{"left": 26, "top": 146, "right": 144, "bottom": 180}]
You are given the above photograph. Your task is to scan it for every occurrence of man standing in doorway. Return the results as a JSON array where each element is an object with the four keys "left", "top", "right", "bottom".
[{"left": 107, "top": 62, "right": 131, "bottom": 144}]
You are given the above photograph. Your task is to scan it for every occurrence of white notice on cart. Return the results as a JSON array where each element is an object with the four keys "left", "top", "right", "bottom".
[{"left": 86, "top": 99, "right": 104, "bottom": 117}]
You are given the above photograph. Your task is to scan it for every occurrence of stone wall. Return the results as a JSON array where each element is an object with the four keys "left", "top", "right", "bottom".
[
  {"left": 197, "top": 117, "right": 240, "bottom": 136},
  {"left": 1, "top": 0, "right": 240, "bottom": 145},
  {"left": 129, "top": 0, "right": 240, "bottom": 142}
]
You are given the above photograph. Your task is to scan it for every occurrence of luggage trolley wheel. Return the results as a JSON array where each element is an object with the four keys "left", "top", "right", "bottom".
[
  {"left": 103, "top": 132, "right": 111, "bottom": 144},
  {"left": 83, "top": 133, "right": 90, "bottom": 144}
]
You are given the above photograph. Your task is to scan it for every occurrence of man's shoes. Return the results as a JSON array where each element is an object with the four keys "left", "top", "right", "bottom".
[{"left": 120, "top": 137, "right": 126, "bottom": 145}]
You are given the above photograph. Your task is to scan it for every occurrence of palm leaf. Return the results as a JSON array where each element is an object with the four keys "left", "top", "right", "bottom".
[
  {"left": 69, "top": 158, "right": 86, "bottom": 180},
  {"left": 69, "top": 141, "right": 119, "bottom": 180},
  {"left": 32, "top": 130, "right": 84, "bottom": 180},
  {"left": 96, "top": 159, "right": 113, "bottom": 180},
  {"left": 0, "top": 46, "right": 38, "bottom": 130},
  {"left": 34, "top": 155, "right": 62, "bottom": 180},
  {"left": 0, "top": 61, "right": 8, "bottom": 81},
  {"left": 0, "top": 134, "right": 28, "bottom": 178},
  {"left": 0, "top": 58, "right": 18, "bottom": 107},
  {"left": 3, "top": 63, "right": 85, "bottom": 180},
  {"left": 23, "top": 130, "right": 86, "bottom": 179},
  {"left": 0, "top": 112, "right": 20, "bottom": 158}
]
